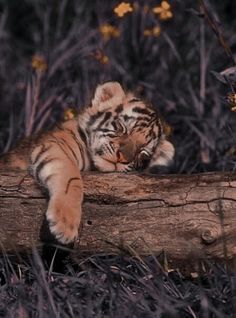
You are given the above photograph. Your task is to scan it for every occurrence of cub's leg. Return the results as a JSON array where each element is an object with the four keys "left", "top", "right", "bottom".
[{"left": 31, "top": 140, "right": 83, "bottom": 244}]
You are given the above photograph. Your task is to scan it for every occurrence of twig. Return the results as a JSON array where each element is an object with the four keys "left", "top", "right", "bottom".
[
  {"left": 199, "top": 9, "right": 206, "bottom": 116},
  {"left": 25, "top": 72, "right": 42, "bottom": 137},
  {"left": 199, "top": 0, "right": 236, "bottom": 66}
]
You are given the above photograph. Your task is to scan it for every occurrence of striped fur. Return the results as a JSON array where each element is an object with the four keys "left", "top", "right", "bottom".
[{"left": 0, "top": 82, "right": 175, "bottom": 243}]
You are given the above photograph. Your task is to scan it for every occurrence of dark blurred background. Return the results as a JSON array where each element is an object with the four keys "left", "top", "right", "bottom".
[{"left": 0, "top": 0, "right": 236, "bottom": 173}]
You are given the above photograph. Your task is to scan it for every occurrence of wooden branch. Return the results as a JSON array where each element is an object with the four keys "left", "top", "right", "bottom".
[{"left": 0, "top": 169, "right": 236, "bottom": 268}]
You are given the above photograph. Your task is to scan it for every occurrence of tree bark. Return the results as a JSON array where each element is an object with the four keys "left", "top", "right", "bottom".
[{"left": 0, "top": 169, "right": 236, "bottom": 268}]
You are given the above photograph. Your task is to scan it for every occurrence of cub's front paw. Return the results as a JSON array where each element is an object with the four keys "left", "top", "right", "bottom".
[
  {"left": 116, "top": 162, "right": 134, "bottom": 172},
  {"left": 46, "top": 196, "right": 82, "bottom": 244}
]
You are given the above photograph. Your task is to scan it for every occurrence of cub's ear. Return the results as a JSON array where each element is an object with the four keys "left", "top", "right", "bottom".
[
  {"left": 92, "top": 82, "right": 126, "bottom": 110},
  {"left": 148, "top": 139, "right": 175, "bottom": 174}
]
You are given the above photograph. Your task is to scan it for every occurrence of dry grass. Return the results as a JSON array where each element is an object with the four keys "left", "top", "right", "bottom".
[{"left": 0, "top": 249, "right": 235, "bottom": 317}]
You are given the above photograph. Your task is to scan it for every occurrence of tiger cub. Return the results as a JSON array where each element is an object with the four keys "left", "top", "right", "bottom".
[{"left": 0, "top": 82, "right": 175, "bottom": 244}]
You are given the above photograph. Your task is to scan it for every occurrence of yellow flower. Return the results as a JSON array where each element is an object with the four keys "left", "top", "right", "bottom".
[
  {"left": 153, "top": 1, "right": 173, "bottom": 20},
  {"left": 163, "top": 121, "right": 173, "bottom": 137},
  {"left": 100, "top": 55, "right": 109, "bottom": 64},
  {"left": 114, "top": 2, "right": 133, "bottom": 17},
  {"left": 31, "top": 54, "right": 47, "bottom": 72},
  {"left": 99, "top": 24, "right": 120, "bottom": 41},
  {"left": 93, "top": 50, "right": 109, "bottom": 65},
  {"left": 143, "top": 29, "right": 152, "bottom": 37},
  {"left": 63, "top": 108, "right": 78, "bottom": 121},
  {"left": 143, "top": 26, "right": 161, "bottom": 37},
  {"left": 153, "top": 26, "right": 161, "bottom": 36},
  {"left": 226, "top": 92, "right": 236, "bottom": 112}
]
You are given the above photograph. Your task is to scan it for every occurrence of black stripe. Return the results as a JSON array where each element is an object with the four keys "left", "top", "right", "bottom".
[
  {"left": 35, "top": 158, "right": 55, "bottom": 183},
  {"left": 129, "top": 98, "right": 141, "bottom": 103},
  {"left": 88, "top": 111, "right": 103, "bottom": 125},
  {"left": 147, "top": 129, "right": 157, "bottom": 139},
  {"left": 136, "top": 115, "right": 152, "bottom": 122},
  {"left": 115, "top": 104, "right": 124, "bottom": 113},
  {"left": 123, "top": 115, "right": 134, "bottom": 122},
  {"left": 106, "top": 143, "right": 114, "bottom": 155},
  {"left": 77, "top": 126, "right": 87, "bottom": 145},
  {"left": 97, "top": 111, "right": 112, "bottom": 129},
  {"left": 97, "top": 128, "right": 112, "bottom": 133},
  {"left": 65, "top": 177, "right": 81, "bottom": 194},
  {"left": 132, "top": 117, "right": 151, "bottom": 130},
  {"left": 136, "top": 122, "right": 149, "bottom": 128},
  {"left": 133, "top": 107, "right": 152, "bottom": 115},
  {"left": 111, "top": 121, "right": 117, "bottom": 130},
  {"left": 66, "top": 129, "right": 85, "bottom": 170},
  {"left": 157, "top": 118, "right": 163, "bottom": 138},
  {"left": 31, "top": 144, "right": 52, "bottom": 165}
]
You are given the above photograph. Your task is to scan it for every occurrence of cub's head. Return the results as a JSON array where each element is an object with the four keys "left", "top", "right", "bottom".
[{"left": 79, "top": 82, "right": 174, "bottom": 172}]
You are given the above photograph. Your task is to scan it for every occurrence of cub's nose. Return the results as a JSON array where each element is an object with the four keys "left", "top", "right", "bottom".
[{"left": 118, "top": 140, "right": 136, "bottom": 163}]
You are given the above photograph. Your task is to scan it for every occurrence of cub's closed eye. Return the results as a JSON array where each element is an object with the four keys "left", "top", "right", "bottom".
[{"left": 99, "top": 129, "right": 118, "bottom": 138}]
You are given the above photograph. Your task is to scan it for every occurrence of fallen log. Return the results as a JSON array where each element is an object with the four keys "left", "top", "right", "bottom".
[{"left": 0, "top": 169, "right": 236, "bottom": 268}]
